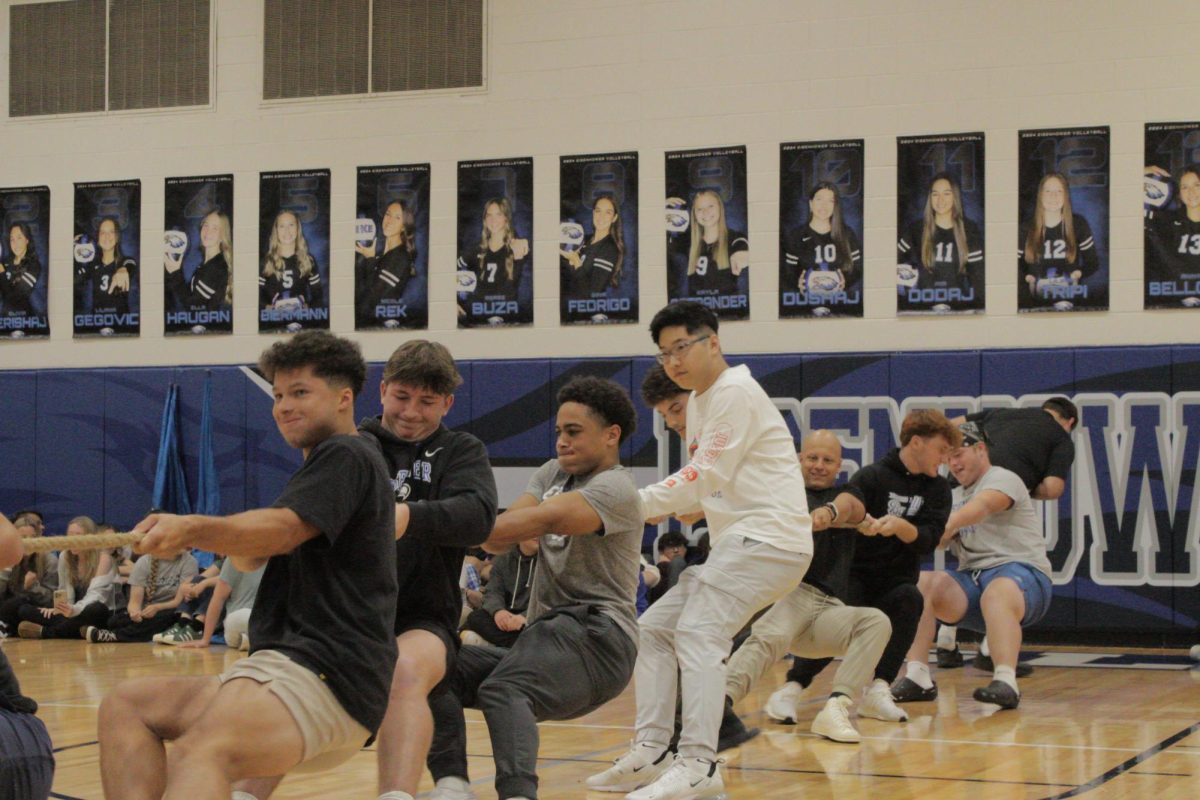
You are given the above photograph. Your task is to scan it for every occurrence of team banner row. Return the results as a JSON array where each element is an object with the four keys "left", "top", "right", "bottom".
[{"left": 0, "top": 124, "right": 1197, "bottom": 339}]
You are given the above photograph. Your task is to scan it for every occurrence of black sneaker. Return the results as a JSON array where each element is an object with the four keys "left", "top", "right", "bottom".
[
  {"left": 936, "top": 646, "right": 964, "bottom": 668},
  {"left": 971, "top": 652, "right": 1033, "bottom": 677},
  {"left": 973, "top": 680, "right": 1020, "bottom": 709},
  {"left": 85, "top": 627, "right": 118, "bottom": 643},
  {"left": 890, "top": 676, "right": 938, "bottom": 702},
  {"left": 717, "top": 697, "right": 760, "bottom": 752}
]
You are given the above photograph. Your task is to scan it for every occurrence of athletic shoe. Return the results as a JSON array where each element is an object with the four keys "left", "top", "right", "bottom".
[
  {"left": 85, "top": 627, "right": 118, "bottom": 643},
  {"left": 891, "top": 676, "right": 938, "bottom": 703},
  {"left": 428, "top": 776, "right": 478, "bottom": 800},
  {"left": 936, "top": 646, "right": 964, "bottom": 668},
  {"left": 858, "top": 681, "right": 908, "bottom": 722},
  {"left": 152, "top": 623, "right": 185, "bottom": 644},
  {"left": 764, "top": 680, "right": 803, "bottom": 724},
  {"left": 17, "top": 621, "right": 44, "bottom": 639},
  {"left": 973, "top": 680, "right": 1020, "bottom": 709},
  {"left": 158, "top": 625, "right": 200, "bottom": 646},
  {"left": 811, "top": 695, "right": 860, "bottom": 743},
  {"left": 460, "top": 630, "right": 486, "bottom": 647},
  {"left": 971, "top": 652, "right": 1033, "bottom": 677},
  {"left": 716, "top": 697, "right": 759, "bottom": 752},
  {"left": 624, "top": 756, "right": 725, "bottom": 800},
  {"left": 586, "top": 741, "right": 674, "bottom": 792},
  {"left": 237, "top": 633, "right": 251, "bottom": 651}
]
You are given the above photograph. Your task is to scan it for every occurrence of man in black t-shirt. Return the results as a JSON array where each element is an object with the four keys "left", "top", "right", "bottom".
[{"left": 98, "top": 332, "right": 398, "bottom": 798}]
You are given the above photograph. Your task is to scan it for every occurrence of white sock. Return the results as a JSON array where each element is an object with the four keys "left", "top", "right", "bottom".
[
  {"left": 979, "top": 637, "right": 991, "bottom": 657},
  {"left": 435, "top": 777, "right": 470, "bottom": 790},
  {"left": 377, "top": 793, "right": 414, "bottom": 800},
  {"left": 869, "top": 678, "right": 890, "bottom": 694},
  {"left": 936, "top": 625, "right": 957, "bottom": 650},
  {"left": 231, "top": 793, "right": 259, "bottom": 800},
  {"left": 993, "top": 665, "right": 1018, "bottom": 693},
  {"left": 905, "top": 660, "right": 933, "bottom": 689}
]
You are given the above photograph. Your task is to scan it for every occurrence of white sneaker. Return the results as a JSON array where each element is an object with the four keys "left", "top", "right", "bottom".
[
  {"left": 624, "top": 756, "right": 725, "bottom": 800},
  {"left": 428, "top": 776, "right": 477, "bottom": 800},
  {"left": 587, "top": 742, "right": 673, "bottom": 792},
  {"left": 810, "top": 695, "right": 860, "bottom": 743},
  {"left": 764, "top": 680, "right": 803, "bottom": 724},
  {"left": 858, "top": 681, "right": 908, "bottom": 723}
]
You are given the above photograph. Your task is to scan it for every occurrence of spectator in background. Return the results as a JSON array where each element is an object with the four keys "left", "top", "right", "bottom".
[
  {"left": 82, "top": 550, "right": 198, "bottom": 643},
  {"left": 462, "top": 539, "right": 538, "bottom": 648},
  {"left": 177, "top": 558, "right": 266, "bottom": 651},
  {"left": 647, "top": 531, "right": 688, "bottom": 606},
  {"left": 0, "top": 515, "right": 61, "bottom": 635},
  {"left": 155, "top": 559, "right": 224, "bottom": 644},
  {"left": 16, "top": 522, "right": 121, "bottom": 640}
]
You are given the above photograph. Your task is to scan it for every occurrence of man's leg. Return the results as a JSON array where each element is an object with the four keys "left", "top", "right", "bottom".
[
  {"left": 725, "top": 585, "right": 819, "bottom": 705},
  {"left": 376, "top": 628, "right": 449, "bottom": 797},
  {"left": 632, "top": 577, "right": 691, "bottom": 747},
  {"left": 893, "top": 572, "right": 968, "bottom": 701},
  {"left": 426, "top": 688, "right": 470, "bottom": 783}
]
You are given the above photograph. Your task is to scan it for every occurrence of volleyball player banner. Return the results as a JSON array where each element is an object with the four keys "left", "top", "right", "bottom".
[
  {"left": 0, "top": 185, "right": 51, "bottom": 339},
  {"left": 778, "top": 140, "right": 864, "bottom": 319},
  {"left": 1143, "top": 122, "right": 1200, "bottom": 310},
  {"left": 456, "top": 157, "right": 534, "bottom": 328},
  {"left": 354, "top": 163, "right": 430, "bottom": 331},
  {"left": 1017, "top": 126, "right": 1110, "bottom": 313},
  {"left": 258, "top": 169, "right": 331, "bottom": 334},
  {"left": 73, "top": 179, "right": 141, "bottom": 337},
  {"left": 559, "top": 151, "right": 638, "bottom": 326},
  {"left": 665, "top": 145, "right": 750, "bottom": 320},
  {"left": 896, "top": 133, "right": 985, "bottom": 315},
  {"left": 163, "top": 174, "right": 233, "bottom": 336}
]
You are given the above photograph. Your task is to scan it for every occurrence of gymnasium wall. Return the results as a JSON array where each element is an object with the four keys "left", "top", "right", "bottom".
[{"left": 0, "top": 0, "right": 1198, "bottom": 371}]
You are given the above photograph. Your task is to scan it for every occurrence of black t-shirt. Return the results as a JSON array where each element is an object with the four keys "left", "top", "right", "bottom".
[
  {"left": 1018, "top": 215, "right": 1098, "bottom": 283},
  {"left": 255, "top": 433, "right": 398, "bottom": 732},
  {"left": 469, "top": 245, "right": 522, "bottom": 300},
  {"left": 259, "top": 254, "right": 323, "bottom": 309},
  {"left": 803, "top": 484, "right": 856, "bottom": 601},
  {"left": 1145, "top": 213, "right": 1200, "bottom": 282},
  {"left": 897, "top": 219, "right": 984, "bottom": 312},
  {"left": 356, "top": 245, "right": 415, "bottom": 317},
  {"left": 78, "top": 257, "right": 136, "bottom": 315},
  {"left": 688, "top": 230, "right": 747, "bottom": 296},
  {"left": 783, "top": 225, "right": 861, "bottom": 290},
  {"left": 0, "top": 253, "right": 41, "bottom": 315},
  {"left": 566, "top": 235, "right": 620, "bottom": 299},
  {"left": 966, "top": 407, "right": 1075, "bottom": 492},
  {"left": 167, "top": 253, "right": 230, "bottom": 312}
]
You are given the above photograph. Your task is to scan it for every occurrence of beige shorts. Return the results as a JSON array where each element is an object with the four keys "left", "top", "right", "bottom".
[{"left": 219, "top": 649, "right": 370, "bottom": 774}]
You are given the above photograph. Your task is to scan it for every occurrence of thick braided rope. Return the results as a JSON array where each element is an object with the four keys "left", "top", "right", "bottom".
[{"left": 20, "top": 531, "right": 142, "bottom": 554}]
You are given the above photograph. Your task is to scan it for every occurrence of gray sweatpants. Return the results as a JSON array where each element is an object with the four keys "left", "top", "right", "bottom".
[
  {"left": 634, "top": 532, "right": 810, "bottom": 759},
  {"left": 725, "top": 581, "right": 891, "bottom": 702}
]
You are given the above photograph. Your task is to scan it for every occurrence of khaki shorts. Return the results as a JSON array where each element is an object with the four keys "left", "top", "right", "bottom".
[{"left": 219, "top": 649, "right": 370, "bottom": 774}]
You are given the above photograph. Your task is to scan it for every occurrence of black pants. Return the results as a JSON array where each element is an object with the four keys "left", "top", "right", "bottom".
[
  {"left": 462, "top": 607, "right": 522, "bottom": 649},
  {"left": 17, "top": 602, "right": 109, "bottom": 639},
  {"left": 0, "top": 595, "right": 48, "bottom": 632},
  {"left": 787, "top": 574, "right": 922, "bottom": 686},
  {"left": 427, "top": 605, "right": 636, "bottom": 800},
  {"left": 102, "top": 608, "right": 180, "bottom": 642}
]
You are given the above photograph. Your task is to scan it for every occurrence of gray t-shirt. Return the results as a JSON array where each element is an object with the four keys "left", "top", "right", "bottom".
[
  {"left": 951, "top": 465, "right": 1052, "bottom": 577},
  {"left": 130, "top": 552, "right": 199, "bottom": 606},
  {"left": 524, "top": 459, "right": 643, "bottom": 646},
  {"left": 218, "top": 558, "right": 265, "bottom": 614}
]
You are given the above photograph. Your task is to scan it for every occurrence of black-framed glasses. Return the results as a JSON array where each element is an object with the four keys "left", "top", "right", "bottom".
[{"left": 655, "top": 334, "right": 711, "bottom": 364}]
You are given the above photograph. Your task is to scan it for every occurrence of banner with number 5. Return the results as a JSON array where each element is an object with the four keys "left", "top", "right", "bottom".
[{"left": 258, "top": 169, "right": 331, "bottom": 334}]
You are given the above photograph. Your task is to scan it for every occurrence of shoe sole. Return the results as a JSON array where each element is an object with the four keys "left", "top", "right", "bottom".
[{"left": 812, "top": 723, "right": 860, "bottom": 744}]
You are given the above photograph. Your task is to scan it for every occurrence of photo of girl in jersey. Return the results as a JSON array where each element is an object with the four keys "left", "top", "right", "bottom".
[
  {"left": 665, "top": 145, "right": 749, "bottom": 320},
  {"left": 1017, "top": 127, "right": 1109, "bottom": 313},
  {"left": 355, "top": 163, "right": 430, "bottom": 330},
  {"left": 456, "top": 157, "right": 533, "bottom": 328},
  {"left": 163, "top": 174, "right": 233, "bottom": 336},
  {"left": 896, "top": 133, "right": 985, "bottom": 315},
  {"left": 258, "top": 169, "right": 331, "bottom": 333},
  {"left": 73, "top": 179, "right": 140, "bottom": 337},
  {"left": 0, "top": 185, "right": 50, "bottom": 339},
  {"left": 1143, "top": 122, "right": 1200, "bottom": 310},
  {"left": 559, "top": 151, "right": 638, "bottom": 325},
  {"left": 778, "top": 139, "right": 864, "bottom": 319}
]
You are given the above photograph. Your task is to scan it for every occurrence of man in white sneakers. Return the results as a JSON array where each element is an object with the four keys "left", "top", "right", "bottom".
[{"left": 588, "top": 301, "right": 812, "bottom": 799}]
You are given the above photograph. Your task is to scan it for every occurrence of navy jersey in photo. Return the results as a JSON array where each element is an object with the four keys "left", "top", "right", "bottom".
[
  {"left": 457, "top": 244, "right": 531, "bottom": 327},
  {"left": 1143, "top": 122, "right": 1200, "bottom": 310},
  {"left": 665, "top": 145, "right": 750, "bottom": 320},
  {"left": 163, "top": 174, "right": 234, "bottom": 336},
  {"left": 258, "top": 169, "right": 331, "bottom": 333},
  {"left": 896, "top": 218, "right": 984, "bottom": 314},
  {"left": 559, "top": 151, "right": 639, "bottom": 325},
  {"left": 778, "top": 140, "right": 865, "bottom": 319},
  {"left": 0, "top": 185, "right": 51, "bottom": 339},
  {"left": 73, "top": 179, "right": 141, "bottom": 337},
  {"left": 1017, "top": 126, "right": 1109, "bottom": 313},
  {"left": 354, "top": 163, "right": 430, "bottom": 330}
]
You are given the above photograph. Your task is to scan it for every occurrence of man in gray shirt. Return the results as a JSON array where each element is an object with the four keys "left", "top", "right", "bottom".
[
  {"left": 427, "top": 376, "right": 642, "bottom": 800},
  {"left": 893, "top": 422, "right": 1053, "bottom": 710}
]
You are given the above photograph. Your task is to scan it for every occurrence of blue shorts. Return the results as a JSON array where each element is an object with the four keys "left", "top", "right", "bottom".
[{"left": 941, "top": 562, "right": 1053, "bottom": 633}]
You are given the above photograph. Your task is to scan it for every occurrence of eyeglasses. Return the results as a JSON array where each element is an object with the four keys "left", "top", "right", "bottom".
[{"left": 655, "top": 335, "right": 711, "bottom": 364}]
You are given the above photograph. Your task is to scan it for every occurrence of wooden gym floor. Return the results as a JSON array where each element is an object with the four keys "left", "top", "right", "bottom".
[{"left": 6, "top": 638, "right": 1199, "bottom": 799}]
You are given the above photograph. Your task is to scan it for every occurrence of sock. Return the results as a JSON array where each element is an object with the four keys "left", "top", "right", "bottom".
[
  {"left": 979, "top": 637, "right": 991, "bottom": 657},
  {"left": 936, "top": 625, "right": 957, "bottom": 650},
  {"left": 231, "top": 793, "right": 259, "bottom": 800},
  {"left": 377, "top": 792, "right": 414, "bottom": 800},
  {"left": 435, "top": 777, "right": 471, "bottom": 791},
  {"left": 993, "top": 665, "right": 1018, "bottom": 693},
  {"left": 906, "top": 660, "right": 933, "bottom": 689},
  {"left": 869, "top": 678, "right": 890, "bottom": 694}
]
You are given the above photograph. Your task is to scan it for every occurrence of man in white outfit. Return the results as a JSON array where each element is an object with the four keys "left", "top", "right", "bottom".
[{"left": 588, "top": 301, "right": 812, "bottom": 800}]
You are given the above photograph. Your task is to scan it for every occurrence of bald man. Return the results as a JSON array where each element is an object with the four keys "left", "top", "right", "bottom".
[{"left": 721, "top": 432, "right": 892, "bottom": 743}]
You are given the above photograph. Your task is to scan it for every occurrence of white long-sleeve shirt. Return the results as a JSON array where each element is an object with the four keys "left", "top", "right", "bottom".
[{"left": 639, "top": 364, "right": 812, "bottom": 555}]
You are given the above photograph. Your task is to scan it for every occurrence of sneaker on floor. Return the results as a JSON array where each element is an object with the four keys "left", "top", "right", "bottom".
[
  {"left": 858, "top": 682, "right": 908, "bottom": 722},
  {"left": 891, "top": 676, "right": 938, "bottom": 703},
  {"left": 716, "top": 697, "right": 759, "bottom": 752},
  {"left": 427, "top": 776, "right": 477, "bottom": 800},
  {"left": 973, "top": 680, "right": 1020, "bottom": 709},
  {"left": 811, "top": 695, "right": 860, "bottom": 744},
  {"left": 459, "top": 630, "right": 486, "bottom": 647},
  {"left": 764, "top": 680, "right": 803, "bottom": 724},
  {"left": 624, "top": 756, "right": 724, "bottom": 800},
  {"left": 85, "top": 627, "right": 118, "bottom": 643},
  {"left": 971, "top": 652, "right": 1033, "bottom": 677},
  {"left": 936, "top": 646, "right": 964, "bottom": 668},
  {"left": 158, "top": 625, "right": 200, "bottom": 646},
  {"left": 152, "top": 623, "right": 183, "bottom": 644},
  {"left": 16, "top": 621, "right": 43, "bottom": 639},
  {"left": 586, "top": 741, "right": 674, "bottom": 792}
]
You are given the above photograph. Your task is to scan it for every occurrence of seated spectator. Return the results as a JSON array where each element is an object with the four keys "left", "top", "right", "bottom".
[
  {"left": 16, "top": 526, "right": 121, "bottom": 640},
  {"left": 155, "top": 559, "right": 224, "bottom": 644},
  {"left": 0, "top": 515, "right": 62, "bottom": 635},
  {"left": 646, "top": 531, "right": 688, "bottom": 605},
  {"left": 82, "top": 550, "right": 198, "bottom": 643},
  {"left": 462, "top": 538, "right": 538, "bottom": 648},
  {"left": 174, "top": 558, "right": 266, "bottom": 650},
  {"left": 458, "top": 550, "right": 488, "bottom": 625},
  {"left": 638, "top": 556, "right": 661, "bottom": 616}
]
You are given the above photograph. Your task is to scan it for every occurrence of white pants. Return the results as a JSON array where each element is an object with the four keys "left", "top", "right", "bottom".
[
  {"left": 634, "top": 533, "right": 810, "bottom": 759},
  {"left": 223, "top": 608, "right": 251, "bottom": 648}
]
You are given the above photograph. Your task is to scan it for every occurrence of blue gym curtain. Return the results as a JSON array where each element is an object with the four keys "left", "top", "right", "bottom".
[
  {"left": 196, "top": 373, "right": 220, "bottom": 516},
  {"left": 151, "top": 383, "right": 192, "bottom": 515}
]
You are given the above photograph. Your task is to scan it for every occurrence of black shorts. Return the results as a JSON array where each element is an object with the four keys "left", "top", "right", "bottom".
[{"left": 395, "top": 617, "right": 458, "bottom": 697}]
